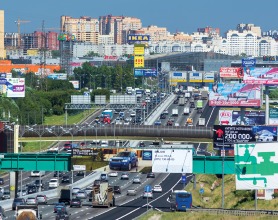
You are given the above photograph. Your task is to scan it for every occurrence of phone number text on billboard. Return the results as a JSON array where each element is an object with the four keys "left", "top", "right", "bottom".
[{"left": 209, "top": 100, "right": 261, "bottom": 107}]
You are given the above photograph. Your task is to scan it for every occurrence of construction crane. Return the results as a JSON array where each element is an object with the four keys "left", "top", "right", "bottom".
[{"left": 15, "top": 18, "right": 30, "bottom": 48}]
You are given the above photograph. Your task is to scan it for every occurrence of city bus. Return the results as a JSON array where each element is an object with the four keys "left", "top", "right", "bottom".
[{"left": 169, "top": 190, "right": 192, "bottom": 211}]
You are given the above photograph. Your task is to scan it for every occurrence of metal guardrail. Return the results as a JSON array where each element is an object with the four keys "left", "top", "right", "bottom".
[{"left": 187, "top": 208, "right": 278, "bottom": 216}]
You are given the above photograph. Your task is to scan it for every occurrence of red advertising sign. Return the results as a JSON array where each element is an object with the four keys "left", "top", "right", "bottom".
[
  {"left": 104, "top": 55, "right": 118, "bottom": 61},
  {"left": 220, "top": 67, "right": 243, "bottom": 78}
]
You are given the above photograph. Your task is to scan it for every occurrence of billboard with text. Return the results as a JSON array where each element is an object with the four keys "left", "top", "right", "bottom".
[
  {"left": 170, "top": 71, "right": 187, "bottom": 83},
  {"left": 6, "top": 78, "right": 25, "bottom": 98},
  {"left": 220, "top": 67, "right": 243, "bottom": 78},
  {"left": 243, "top": 67, "right": 278, "bottom": 85},
  {"left": 219, "top": 110, "right": 265, "bottom": 125},
  {"left": 134, "top": 69, "right": 157, "bottom": 77},
  {"left": 208, "top": 83, "right": 261, "bottom": 107}
]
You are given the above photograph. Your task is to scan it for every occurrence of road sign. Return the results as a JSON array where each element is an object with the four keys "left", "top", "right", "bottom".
[
  {"left": 181, "top": 174, "right": 186, "bottom": 184},
  {"left": 199, "top": 188, "right": 204, "bottom": 194},
  {"left": 144, "top": 185, "right": 152, "bottom": 192}
]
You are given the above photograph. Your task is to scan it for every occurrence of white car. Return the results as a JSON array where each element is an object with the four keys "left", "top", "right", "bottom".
[
  {"left": 153, "top": 185, "right": 162, "bottom": 193},
  {"left": 130, "top": 112, "right": 136, "bottom": 117},
  {"left": 48, "top": 179, "right": 59, "bottom": 188},
  {"left": 143, "top": 191, "right": 153, "bottom": 199},
  {"left": 258, "top": 133, "right": 274, "bottom": 142},
  {"left": 30, "top": 171, "right": 45, "bottom": 177},
  {"left": 124, "top": 121, "right": 130, "bottom": 125},
  {"left": 108, "top": 172, "right": 118, "bottom": 177}
]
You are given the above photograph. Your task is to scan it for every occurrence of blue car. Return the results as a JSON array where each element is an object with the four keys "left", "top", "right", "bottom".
[
  {"left": 154, "top": 120, "right": 162, "bottom": 126},
  {"left": 109, "top": 151, "right": 138, "bottom": 171}
]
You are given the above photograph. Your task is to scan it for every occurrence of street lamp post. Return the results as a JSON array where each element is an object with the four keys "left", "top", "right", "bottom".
[{"left": 255, "top": 134, "right": 259, "bottom": 210}]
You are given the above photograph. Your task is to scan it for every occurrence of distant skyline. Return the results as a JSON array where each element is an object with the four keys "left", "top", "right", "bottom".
[{"left": 1, "top": 0, "right": 278, "bottom": 36}]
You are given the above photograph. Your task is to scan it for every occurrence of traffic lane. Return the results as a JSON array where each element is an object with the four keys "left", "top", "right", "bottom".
[
  {"left": 64, "top": 173, "right": 168, "bottom": 220},
  {"left": 90, "top": 173, "right": 179, "bottom": 220}
]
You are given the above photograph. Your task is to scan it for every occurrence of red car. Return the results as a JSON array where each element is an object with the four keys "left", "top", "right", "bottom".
[{"left": 63, "top": 142, "right": 72, "bottom": 150}]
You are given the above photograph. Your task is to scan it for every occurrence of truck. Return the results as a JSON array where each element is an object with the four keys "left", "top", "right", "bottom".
[
  {"left": 16, "top": 205, "right": 42, "bottom": 220},
  {"left": 126, "top": 87, "right": 133, "bottom": 95},
  {"left": 135, "top": 89, "right": 144, "bottom": 98},
  {"left": 184, "top": 92, "right": 191, "bottom": 99},
  {"left": 178, "top": 96, "right": 185, "bottom": 106},
  {"left": 91, "top": 182, "right": 115, "bottom": 208},
  {"left": 145, "top": 89, "right": 151, "bottom": 96},
  {"left": 196, "top": 100, "right": 203, "bottom": 113},
  {"left": 109, "top": 151, "right": 138, "bottom": 171},
  {"left": 172, "top": 108, "right": 179, "bottom": 116},
  {"left": 102, "top": 110, "right": 113, "bottom": 119},
  {"left": 183, "top": 107, "right": 190, "bottom": 115},
  {"left": 198, "top": 118, "right": 205, "bottom": 126},
  {"left": 201, "top": 90, "right": 208, "bottom": 100},
  {"left": 58, "top": 189, "right": 71, "bottom": 205}
]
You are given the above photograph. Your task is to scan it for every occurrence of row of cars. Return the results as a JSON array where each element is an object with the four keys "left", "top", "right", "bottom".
[{"left": 12, "top": 195, "right": 48, "bottom": 210}]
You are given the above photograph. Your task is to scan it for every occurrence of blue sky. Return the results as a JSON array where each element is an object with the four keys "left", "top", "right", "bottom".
[{"left": 1, "top": 0, "right": 278, "bottom": 36}]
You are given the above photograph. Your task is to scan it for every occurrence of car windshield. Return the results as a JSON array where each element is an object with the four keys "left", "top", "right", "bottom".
[
  {"left": 50, "top": 180, "right": 57, "bottom": 183},
  {"left": 117, "top": 152, "right": 131, "bottom": 157},
  {"left": 14, "top": 198, "right": 24, "bottom": 202}
]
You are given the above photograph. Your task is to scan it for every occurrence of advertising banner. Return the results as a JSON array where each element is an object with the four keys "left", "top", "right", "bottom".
[
  {"left": 6, "top": 78, "right": 25, "bottom": 98},
  {"left": 134, "top": 69, "right": 157, "bottom": 77},
  {"left": 243, "top": 68, "right": 278, "bottom": 85},
  {"left": 127, "top": 34, "right": 150, "bottom": 42},
  {"left": 242, "top": 58, "right": 256, "bottom": 68},
  {"left": 235, "top": 143, "right": 278, "bottom": 190},
  {"left": 170, "top": 71, "right": 187, "bottom": 83},
  {"left": 220, "top": 67, "right": 243, "bottom": 78},
  {"left": 72, "top": 148, "right": 97, "bottom": 156},
  {"left": 208, "top": 83, "right": 261, "bottom": 107},
  {"left": 213, "top": 125, "right": 277, "bottom": 149},
  {"left": 134, "top": 46, "right": 145, "bottom": 55},
  {"left": 152, "top": 149, "right": 192, "bottom": 173},
  {"left": 219, "top": 110, "right": 265, "bottom": 125},
  {"left": 189, "top": 72, "right": 202, "bottom": 82},
  {"left": 203, "top": 72, "right": 215, "bottom": 82},
  {"left": 142, "top": 151, "right": 152, "bottom": 160},
  {"left": 269, "top": 108, "right": 278, "bottom": 125},
  {"left": 69, "top": 80, "right": 79, "bottom": 89},
  {"left": 134, "top": 56, "right": 144, "bottom": 68}
]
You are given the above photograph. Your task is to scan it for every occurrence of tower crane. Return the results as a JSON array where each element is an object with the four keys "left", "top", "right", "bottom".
[{"left": 15, "top": 18, "right": 30, "bottom": 48}]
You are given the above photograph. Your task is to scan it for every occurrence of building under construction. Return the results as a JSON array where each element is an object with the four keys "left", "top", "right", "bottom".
[{"left": 59, "top": 33, "right": 75, "bottom": 77}]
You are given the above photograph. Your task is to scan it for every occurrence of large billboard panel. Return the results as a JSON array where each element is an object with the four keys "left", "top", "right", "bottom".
[
  {"left": 219, "top": 110, "right": 265, "bottom": 125},
  {"left": 69, "top": 80, "right": 79, "bottom": 89},
  {"left": 203, "top": 72, "right": 214, "bottom": 82},
  {"left": 134, "top": 69, "right": 157, "bottom": 77},
  {"left": 235, "top": 143, "right": 278, "bottom": 190},
  {"left": 189, "top": 72, "right": 202, "bottom": 82},
  {"left": 213, "top": 125, "right": 277, "bottom": 149},
  {"left": 134, "top": 45, "right": 145, "bottom": 55},
  {"left": 134, "top": 56, "right": 144, "bottom": 68},
  {"left": 269, "top": 108, "right": 278, "bottom": 125},
  {"left": 208, "top": 83, "right": 261, "bottom": 107},
  {"left": 220, "top": 67, "right": 243, "bottom": 78},
  {"left": 170, "top": 71, "right": 187, "bottom": 83},
  {"left": 152, "top": 149, "right": 192, "bottom": 173},
  {"left": 243, "top": 67, "right": 278, "bottom": 85},
  {"left": 6, "top": 78, "right": 25, "bottom": 98}
]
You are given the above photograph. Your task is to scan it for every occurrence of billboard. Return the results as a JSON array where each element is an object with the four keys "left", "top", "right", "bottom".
[
  {"left": 213, "top": 125, "right": 277, "bottom": 149},
  {"left": 134, "top": 46, "right": 145, "bottom": 55},
  {"left": 269, "top": 108, "right": 278, "bottom": 125},
  {"left": 134, "top": 69, "right": 157, "bottom": 77},
  {"left": 242, "top": 58, "right": 256, "bottom": 68},
  {"left": 219, "top": 110, "right": 265, "bottom": 125},
  {"left": 220, "top": 67, "right": 243, "bottom": 78},
  {"left": 170, "top": 71, "right": 187, "bottom": 83},
  {"left": 134, "top": 56, "right": 144, "bottom": 68},
  {"left": 152, "top": 149, "right": 193, "bottom": 173},
  {"left": 243, "top": 67, "right": 278, "bottom": 85},
  {"left": 208, "top": 83, "right": 261, "bottom": 107},
  {"left": 235, "top": 143, "right": 278, "bottom": 190},
  {"left": 69, "top": 80, "right": 79, "bottom": 89},
  {"left": 72, "top": 148, "right": 97, "bottom": 156},
  {"left": 189, "top": 72, "right": 202, "bottom": 82},
  {"left": 6, "top": 78, "right": 25, "bottom": 98},
  {"left": 47, "top": 73, "right": 67, "bottom": 80},
  {"left": 203, "top": 72, "right": 215, "bottom": 82},
  {"left": 127, "top": 34, "right": 150, "bottom": 42}
]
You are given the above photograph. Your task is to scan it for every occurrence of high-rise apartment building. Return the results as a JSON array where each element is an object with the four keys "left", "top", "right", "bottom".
[
  {"left": 237, "top": 23, "right": 261, "bottom": 37},
  {"left": 197, "top": 26, "right": 220, "bottom": 36},
  {"left": 135, "top": 25, "right": 168, "bottom": 42},
  {"left": 33, "top": 31, "right": 59, "bottom": 50},
  {"left": 61, "top": 16, "right": 99, "bottom": 44},
  {"left": 0, "top": 10, "right": 6, "bottom": 59},
  {"left": 99, "top": 15, "right": 142, "bottom": 44}
]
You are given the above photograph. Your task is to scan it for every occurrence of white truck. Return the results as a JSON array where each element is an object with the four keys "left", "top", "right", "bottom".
[
  {"left": 172, "top": 108, "right": 179, "bottom": 116},
  {"left": 178, "top": 96, "right": 185, "bottom": 106},
  {"left": 183, "top": 107, "right": 190, "bottom": 115},
  {"left": 145, "top": 89, "right": 151, "bottom": 96},
  {"left": 198, "top": 118, "right": 205, "bottom": 126},
  {"left": 185, "top": 92, "right": 191, "bottom": 98}
]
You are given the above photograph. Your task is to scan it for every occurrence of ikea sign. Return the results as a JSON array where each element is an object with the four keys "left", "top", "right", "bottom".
[{"left": 128, "top": 35, "right": 150, "bottom": 42}]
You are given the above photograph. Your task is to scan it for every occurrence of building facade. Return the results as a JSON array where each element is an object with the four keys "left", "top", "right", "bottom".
[{"left": 0, "top": 10, "right": 5, "bottom": 59}]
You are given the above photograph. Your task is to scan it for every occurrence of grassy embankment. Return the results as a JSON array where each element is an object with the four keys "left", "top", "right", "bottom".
[{"left": 139, "top": 174, "right": 278, "bottom": 220}]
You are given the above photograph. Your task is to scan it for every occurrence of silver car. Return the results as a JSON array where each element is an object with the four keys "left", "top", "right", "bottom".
[
  {"left": 72, "top": 187, "right": 81, "bottom": 195},
  {"left": 17, "top": 189, "right": 27, "bottom": 197},
  {"left": 143, "top": 191, "right": 153, "bottom": 199},
  {"left": 26, "top": 197, "right": 37, "bottom": 205},
  {"left": 127, "top": 189, "right": 137, "bottom": 196},
  {"left": 76, "top": 190, "right": 87, "bottom": 199},
  {"left": 36, "top": 194, "right": 47, "bottom": 204},
  {"left": 132, "top": 177, "right": 141, "bottom": 184}
]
